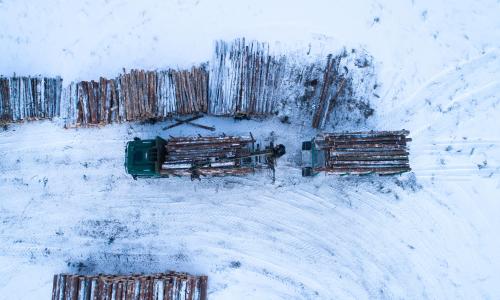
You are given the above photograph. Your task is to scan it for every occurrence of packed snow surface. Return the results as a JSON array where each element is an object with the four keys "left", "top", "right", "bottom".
[{"left": 1, "top": 0, "right": 499, "bottom": 299}]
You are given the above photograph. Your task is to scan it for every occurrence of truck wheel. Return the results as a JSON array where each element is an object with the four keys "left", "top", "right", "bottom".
[{"left": 302, "top": 167, "right": 313, "bottom": 177}]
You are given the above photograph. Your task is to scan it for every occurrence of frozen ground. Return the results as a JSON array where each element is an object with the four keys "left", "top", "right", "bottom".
[{"left": 1, "top": 0, "right": 500, "bottom": 299}]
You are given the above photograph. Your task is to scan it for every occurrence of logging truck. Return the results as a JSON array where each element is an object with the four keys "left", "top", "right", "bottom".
[
  {"left": 125, "top": 135, "right": 286, "bottom": 180},
  {"left": 125, "top": 130, "right": 411, "bottom": 180}
]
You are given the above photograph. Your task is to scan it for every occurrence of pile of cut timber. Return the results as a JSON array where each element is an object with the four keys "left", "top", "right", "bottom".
[
  {"left": 52, "top": 272, "right": 207, "bottom": 300},
  {"left": 1, "top": 39, "right": 372, "bottom": 128},
  {"left": 61, "top": 67, "right": 208, "bottom": 126},
  {"left": 0, "top": 76, "right": 62, "bottom": 122},
  {"left": 208, "top": 39, "right": 286, "bottom": 116},
  {"left": 315, "top": 130, "right": 411, "bottom": 175},
  {"left": 161, "top": 135, "right": 259, "bottom": 177},
  {"left": 311, "top": 54, "right": 348, "bottom": 129}
]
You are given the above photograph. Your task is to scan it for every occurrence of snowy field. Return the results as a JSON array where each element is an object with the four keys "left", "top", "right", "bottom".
[{"left": 1, "top": 0, "right": 500, "bottom": 299}]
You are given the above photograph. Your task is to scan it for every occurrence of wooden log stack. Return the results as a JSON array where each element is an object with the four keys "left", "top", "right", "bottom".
[
  {"left": 61, "top": 67, "right": 209, "bottom": 126},
  {"left": 311, "top": 54, "right": 348, "bottom": 129},
  {"left": 1, "top": 39, "right": 371, "bottom": 128},
  {"left": 207, "top": 40, "right": 354, "bottom": 128},
  {"left": 208, "top": 38, "right": 286, "bottom": 116},
  {"left": 315, "top": 130, "right": 411, "bottom": 175},
  {"left": 160, "top": 135, "right": 258, "bottom": 177},
  {"left": 51, "top": 272, "right": 208, "bottom": 300},
  {"left": 0, "top": 76, "right": 62, "bottom": 123}
]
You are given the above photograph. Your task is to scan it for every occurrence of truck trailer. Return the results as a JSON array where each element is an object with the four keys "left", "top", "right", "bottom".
[{"left": 301, "top": 130, "right": 411, "bottom": 176}]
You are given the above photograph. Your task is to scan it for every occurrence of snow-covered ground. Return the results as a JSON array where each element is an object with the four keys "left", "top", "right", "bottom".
[{"left": 1, "top": 0, "right": 499, "bottom": 299}]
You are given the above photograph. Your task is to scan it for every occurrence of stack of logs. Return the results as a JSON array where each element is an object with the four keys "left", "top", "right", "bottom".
[
  {"left": 161, "top": 135, "right": 257, "bottom": 177},
  {"left": 208, "top": 38, "right": 286, "bottom": 116},
  {"left": 61, "top": 67, "right": 209, "bottom": 126},
  {"left": 311, "top": 54, "right": 348, "bottom": 129},
  {"left": 52, "top": 272, "right": 208, "bottom": 300},
  {"left": 315, "top": 130, "right": 411, "bottom": 175},
  {"left": 0, "top": 39, "right": 364, "bottom": 128},
  {"left": 0, "top": 76, "right": 62, "bottom": 123}
]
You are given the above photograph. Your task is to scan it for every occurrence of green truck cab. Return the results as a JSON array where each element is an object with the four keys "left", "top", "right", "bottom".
[
  {"left": 301, "top": 139, "right": 325, "bottom": 177},
  {"left": 125, "top": 137, "right": 166, "bottom": 179}
]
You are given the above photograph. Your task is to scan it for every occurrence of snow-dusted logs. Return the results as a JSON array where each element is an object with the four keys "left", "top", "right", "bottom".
[
  {"left": 2, "top": 39, "right": 374, "bottom": 128},
  {"left": 208, "top": 39, "right": 361, "bottom": 127},
  {"left": 51, "top": 272, "right": 208, "bottom": 300},
  {"left": 171, "top": 67, "right": 209, "bottom": 114},
  {"left": 209, "top": 39, "right": 286, "bottom": 116},
  {"left": 0, "top": 76, "right": 62, "bottom": 123},
  {"left": 314, "top": 130, "right": 411, "bottom": 175},
  {"left": 311, "top": 54, "right": 348, "bottom": 129},
  {"left": 62, "top": 67, "right": 209, "bottom": 126},
  {"left": 118, "top": 70, "right": 158, "bottom": 122}
]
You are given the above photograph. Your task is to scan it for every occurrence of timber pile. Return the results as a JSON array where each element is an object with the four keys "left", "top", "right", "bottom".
[
  {"left": 1, "top": 39, "right": 373, "bottom": 128},
  {"left": 311, "top": 54, "right": 348, "bottom": 129},
  {"left": 160, "top": 135, "right": 276, "bottom": 177},
  {"left": 161, "top": 135, "right": 255, "bottom": 177},
  {"left": 61, "top": 67, "right": 209, "bottom": 126},
  {"left": 208, "top": 41, "right": 357, "bottom": 128},
  {"left": 52, "top": 272, "right": 208, "bottom": 300},
  {"left": 0, "top": 76, "right": 62, "bottom": 123},
  {"left": 315, "top": 130, "right": 411, "bottom": 175},
  {"left": 208, "top": 39, "right": 286, "bottom": 116}
]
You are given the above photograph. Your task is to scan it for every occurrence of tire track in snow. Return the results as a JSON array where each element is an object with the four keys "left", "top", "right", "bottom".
[{"left": 390, "top": 49, "right": 500, "bottom": 113}]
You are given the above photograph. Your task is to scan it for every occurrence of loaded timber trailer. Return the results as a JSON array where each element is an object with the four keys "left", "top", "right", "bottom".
[
  {"left": 302, "top": 130, "right": 411, "bottom": 176},
  {"left": 125, "top": 135, "right": 286, "bottom": 180}
]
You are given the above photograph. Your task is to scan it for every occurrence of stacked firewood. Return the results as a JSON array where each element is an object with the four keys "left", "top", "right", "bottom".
[
  {"left": 0, "top": 76, "right": 62, "bottom": 122},
  {"left": 61, "top": 67, "right": 209, "bottom": 126},
  {"left": 315, "top": 130, "right": 411, "bottom": 175},
  {"left": 52, "top": 272, "right": 207, "bottom": 300}
]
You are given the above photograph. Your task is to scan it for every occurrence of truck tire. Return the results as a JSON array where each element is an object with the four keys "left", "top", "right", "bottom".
[{"left": 302, "top": 167, "right": 313, "bottom": 177}]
